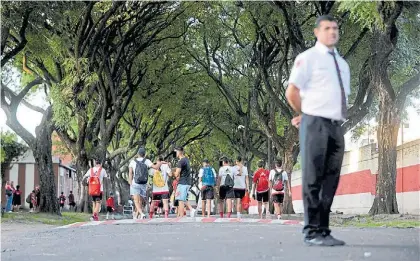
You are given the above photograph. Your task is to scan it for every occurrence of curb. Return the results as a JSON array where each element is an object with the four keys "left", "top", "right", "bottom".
[{"left": 56, "top": 218, "right": 304, "bottom": 229}]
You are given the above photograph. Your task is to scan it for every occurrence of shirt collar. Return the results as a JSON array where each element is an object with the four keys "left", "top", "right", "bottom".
[{"left": 315, "top": 41, "right": 338, "bottom": 55}]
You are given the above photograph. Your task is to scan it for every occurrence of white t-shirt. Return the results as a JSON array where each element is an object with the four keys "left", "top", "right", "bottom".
[
  {"left": 218, "top": 166, "right": 235, "bottom": 186},
  {"left": 269, "top": 168, "right": 288, "bottom": 194},
  {"left": 150, "top": 163, "right": 171, "bottom": 194},
  {"left": 83, "top": 166, "right": 108, "bottom": 191},
  {"left": 232, "top": 165, "right": 248, "bottom": 190},
  {"left": 129, "top": 157, "right": 153, "bottom": 186},
  {"left": 198, "top": 167, "right": 217, "bottom": 186},
  {"left": 288, "top": 41, "right": 350, "bottom": 121}
]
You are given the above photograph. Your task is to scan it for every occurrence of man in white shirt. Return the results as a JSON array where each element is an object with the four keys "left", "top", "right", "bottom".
[
  {"left": 269, "top": 160, "right": 291, "bottom": 220},
  {"left": 198, "top": 159, "right": 217, "bottom": 218},
  {"left": 233, "top": 156, "right": 249, "bottom": 219},
  {"left": 128, "top": 148, "right": 162, "bottom": 220},
  {"left": 83, "top": 159, "right": 109, "bottom": 221},
  {"left": 286, "top": 15, "right": 347, "bottom": 246},
  {"left": 217, "top": 157, "right": 235, "bottom": 218},
  {"left": 149, "top": 156, "right": 172, "bottom": 219}
]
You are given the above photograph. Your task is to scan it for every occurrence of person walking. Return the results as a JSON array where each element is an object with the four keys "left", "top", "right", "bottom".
[
  {"left": 83, "top": 159, "right": 109, "bottom": 221},
  {"left": 233, "top": 156, "right": 249, "bottom": 219},
  {"left": 128, "top": 148, "right": 162, "bottom": 220},
  {"left": 198, "top": 159, "right": 217, "bottom": 218},
  {"left": 286, "top": 15, "right": 348, "bottom": 246},
  {"left": 174, "top": 146, "right": 196, "bottom": 218},
  {"left": 269, "top": 160, "right": 291, "bottom": 220},
  {"left": 68, "top": 191, "right": 76, "bottom": 211}
]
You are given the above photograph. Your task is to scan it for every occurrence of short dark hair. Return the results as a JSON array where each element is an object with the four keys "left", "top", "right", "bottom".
[
  {"left": 70, "top": 191, "right": 73, "bottom": 193},
  {"left": 236, "top": 156, "right": 242, "bottom": 162},
  {"left": 315, "top": 15, "right": 337, "bottom": 28},
  {"left": 61, "top": 192, "right": 64, "bottom": 194},
  {"left": 16, "top": 185, "right": 20, "bottom": 189},
  {"left": 222, "top": 157, "right": 230, "bottom": 164},
  {"left": 158, "top": 156, "right": 164, "bottom": 162},
  {"left": 257, "top": 160, "right": 265, "bottom": 168},
  {"left": 275, "top": 159, "right": 282, "bottom": 167}
]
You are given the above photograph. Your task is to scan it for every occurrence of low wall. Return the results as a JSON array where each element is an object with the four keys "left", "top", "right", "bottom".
[{"left": 290, "top": 139, "right": 420, "bottom": 215}]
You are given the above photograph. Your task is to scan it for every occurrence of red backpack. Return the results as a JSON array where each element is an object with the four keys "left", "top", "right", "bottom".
[
  {"left": 273, "top": 169, "right": 284, "bottom": 191},
  {"left": 88, "top": 167, "right": 102, "bottom": 196},
  {"left": 257, "top": 169, "right": 270, "bottom": 192}
]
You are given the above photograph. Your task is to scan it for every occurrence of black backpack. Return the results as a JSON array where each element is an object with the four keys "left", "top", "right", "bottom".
[
  {"left": 134, "top": 159, "right": 149, "bottom": 184},
  {"left": 224, "top": 167, "right": 234, "bottom": 188}
]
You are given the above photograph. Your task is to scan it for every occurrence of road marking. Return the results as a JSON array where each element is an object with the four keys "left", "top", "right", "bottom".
[{"left": 56, "top": 218, "right": 304, "bottom": 229}]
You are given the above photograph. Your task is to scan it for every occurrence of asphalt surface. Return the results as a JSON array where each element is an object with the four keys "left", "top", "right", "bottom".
[{"left": 1, "top": 223, "right": 419, "bottom": 261}]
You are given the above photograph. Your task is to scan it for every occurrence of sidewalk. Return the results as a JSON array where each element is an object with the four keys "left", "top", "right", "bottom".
[{"left": 57, "top": 217, "right": 304, "bottom": 229}]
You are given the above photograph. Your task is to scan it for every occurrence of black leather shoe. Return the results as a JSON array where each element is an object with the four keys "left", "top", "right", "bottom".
[{"left": 323, "top": 235, "right": 345, "bottom": 246}]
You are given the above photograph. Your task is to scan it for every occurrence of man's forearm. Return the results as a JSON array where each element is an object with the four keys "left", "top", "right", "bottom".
[{"left": 286, "top": 84, "right": 302, "bottom": 114}]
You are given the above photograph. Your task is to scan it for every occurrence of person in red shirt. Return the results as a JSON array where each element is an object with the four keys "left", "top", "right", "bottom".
[
  {"left": 106, "top": 192, "right": 115, "bottom": 220},
  {"left": 251, "top": 161, "right": 270, "bottom": 219}
]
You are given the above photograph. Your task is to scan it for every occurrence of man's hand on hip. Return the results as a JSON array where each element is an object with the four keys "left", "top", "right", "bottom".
[{"left": 291, "top": 115, "right": 302, "bottom": 128}]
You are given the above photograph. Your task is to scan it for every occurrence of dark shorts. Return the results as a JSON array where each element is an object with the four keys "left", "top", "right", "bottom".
[
  {"left": 91, "top": 192, "right": 103, "bottom": 202},
  {"left": 59, "top": 203, "right": 64, "bottom": 208},
  {"left": 174, "top": 200, "right": 179, "bottom": 207},
  {"left": 272, "top": 193, "right": 285, "bottom": 204},
  {"left": 106, "top": 206, "right": 114, "bottom": 213},
  {"left": 152, "top": 193, "right": 169, "bottom": 201},
  {"left": 219, "top": 186, "right": 235, "bottom": 200},
  {"left": 69, "top": 202, "right": 76, "bottom": 207},
  {"left": 234, "top": 189, "right": 246, "bottom": 199},
  {"left": 201, "top": 186, "right": 214, "bottom": 200},
  {"left": 256, "top": 191, "right": 269, "bottom": 202}
]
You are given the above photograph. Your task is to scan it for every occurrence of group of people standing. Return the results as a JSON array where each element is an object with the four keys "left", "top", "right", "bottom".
[
  {"left": 83, "top": 145, "right": 292, "bottom": 222},
  {"left": 3, "top": 181, "right": 40, "bottom": 213},
  {"left": 199, "top": 157, "right": 291, "bottom": 220}
]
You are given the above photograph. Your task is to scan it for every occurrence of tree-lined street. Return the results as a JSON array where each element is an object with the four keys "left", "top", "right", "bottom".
[{"left": 1, "top": 223, "right": 419, "bottom": 261}]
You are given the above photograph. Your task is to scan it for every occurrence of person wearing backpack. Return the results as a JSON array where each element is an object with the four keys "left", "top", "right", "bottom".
[
  {"left": 83, "top": 159, "right": 109, "bottom": 221},
  {"left": 251, "top": 160, "right": 270, "bottom": 219},
  {"left": 233, "top": 156, "right": 249, "bottom": 219},
  {"left": 269, "top": 160, "right": 291, "bottom": 220},
  {"left": 149, "top": 156, "right": 172, "bottom": 219},
  {"left": 217, "top": 157, "right": 235, "bottom": 218},
  {"left": 198, "top": 159, "right": 217, "bottom": 218},
  {"left": 128, "top": 148, "right": 163, "bottom": 220},
  {"left": 58, "top": 192, "right": 66, "bottom": 212}
]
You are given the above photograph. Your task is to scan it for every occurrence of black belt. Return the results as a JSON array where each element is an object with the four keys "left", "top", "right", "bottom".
[{"left": 318, "top": 116, "right": 344, "bottom": 126}]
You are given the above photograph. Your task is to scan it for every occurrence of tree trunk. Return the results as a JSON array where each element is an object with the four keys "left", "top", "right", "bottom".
[
  {"left": 33, "top": 118, "right": 59, "bottom": 214},
  {"left": 282, "top": 129, "right": 299, "bottom": 214},
  {"left": 75, "top": 155, "right": 90, "bottom": 213},
  {"left": 369, "top": 97, "right": 400, "bottom": 215}
]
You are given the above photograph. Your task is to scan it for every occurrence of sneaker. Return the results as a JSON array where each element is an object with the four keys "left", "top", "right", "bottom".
[
  {"left": 90, "top": 216, "right": 95, "bottom": 221},
  {"left": 304, "top": 235, "right": 345, "bottom": 246},
  {"left": 323, "top": 235, "right": 345, "bottom": 246},
  {"left": 277, "top": 215, "right": 282, "bottom": 220},
  {"left": 190, "top": 208, "right": 196, "bottom": 218},
  {"left": 237, "top": 213, "right": 242, "bottom": 219},
  {"left": 140, "top": 213, "right": 146, "bottom": 219}
]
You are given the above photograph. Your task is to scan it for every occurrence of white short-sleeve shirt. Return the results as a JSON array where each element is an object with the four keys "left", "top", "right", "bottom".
[
  {"left": 150, "top": 163, "right": 171, "bottom": 194},
  {"left": 288, "top": 41, "right": 351, "bottom": 121},
  {"left": 218, "top": 166, "right": 235, "bottom": 185},
  {"left": 269, "top": 168, "right": 288, "bottom": 194},
  {"left": 129, "top": 157, "right": 153, "bottom": 186},
  {"left": 232, "top": 165, "right": 249, "bottom": 190},
  {"left": 83, "top": 166, "right": 108, "bottom": 191}
]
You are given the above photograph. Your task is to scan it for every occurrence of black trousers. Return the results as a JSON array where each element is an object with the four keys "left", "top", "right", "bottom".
[{"left": 300, "top": 114, "right": 345, "bottom": 237}]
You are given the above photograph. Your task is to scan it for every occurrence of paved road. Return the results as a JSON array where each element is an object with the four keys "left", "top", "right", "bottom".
[{"left": 1, "top": 223, "right": 419, "bottom": 261}]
